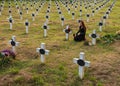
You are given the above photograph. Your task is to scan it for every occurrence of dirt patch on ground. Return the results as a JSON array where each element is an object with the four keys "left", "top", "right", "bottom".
[
  {"left": 0, "top": 69, "right": 33, "bottom": 86},
  {"left": 111, "top": 41, "right": 120, "bottom": 53},
  {"left": 90, "top": 52, "right": 120, "bottom": 86}
]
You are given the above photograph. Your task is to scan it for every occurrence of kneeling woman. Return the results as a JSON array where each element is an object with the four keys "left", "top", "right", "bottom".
[{"left": 73, "top": 20, "right": 86, "bottom": 41}]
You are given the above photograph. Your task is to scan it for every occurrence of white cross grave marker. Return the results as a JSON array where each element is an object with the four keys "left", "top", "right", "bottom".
[
  {"left": 9, "top": 10, "right": 12, "bottom": 16},
  {"left": 89, "top": 30, "right": 99, "bottom": 45},
  {"left": 36, "top": 8, "right": 39, "bottom": 15},
  {"left": 17, "top": 6, "right": 20, "bottom": 13},
  {"left": 73, "top": 52, "right": 90, "bottom": 79},
  {"left": 32, "top": 13, "right": 35, "bottom": 21},
  {"left": 8, "top": 16, "right": 13, "bottom": 30},
  {"left": 58, "top": 11, "right": 62, "bottom": 18},
  {"left": 61, "top": 16, "right": 65, "bottom": 26},
  {"left": 92, "top": 10, "right": 95, "bottom": 16},
  {"left": 42, "top": 23, "right": 49, "bottom": 37},
  {"left": 25, "top": 19, "right": 30, "bottom": 34},
  {"left": 99, "top": 21, "right": 103, "bottom": 32},
  {"left": 86, "top": 14, "right": 90, "bottom": 22},
  {"left": 80, "top": 9, "right": 82, "bottom": 16},
  {"left": 63, "top": 25, "right": 72, "bottom": 40},
  {"left": 103, "top": 15, "right": 107, "bottom": 25},
  {"left": 9, "top": 36, "right": 19, "bottom": 53},
  {"left": 19, "top": 11, "right": 23, "bottom": 20},
  {"left": 45, "top": 15, "right": 49, "bottom": 24},
  {"left": 72, "top": 12, "right": 75, "bottom": 19},
  {"left": 26, "top": 7, "right": 29, "bottom": 14},
  {"left": 36, "top": 43, "right": 50, "bottom": 63},
  {"left": 68, "top": 8, "right": 70, "bottom": 14},
  {"left": 106, "top": 11, "right": 109, "bottom": 18}
]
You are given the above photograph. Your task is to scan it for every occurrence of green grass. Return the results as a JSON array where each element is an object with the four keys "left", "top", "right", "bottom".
[{"left": 0, "top": 0, "right": 120, "bottom": 86}]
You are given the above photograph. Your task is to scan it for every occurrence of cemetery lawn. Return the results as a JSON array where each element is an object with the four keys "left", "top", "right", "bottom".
[{"left": 0, "top": 0, "right": 120, "bottom": 86}]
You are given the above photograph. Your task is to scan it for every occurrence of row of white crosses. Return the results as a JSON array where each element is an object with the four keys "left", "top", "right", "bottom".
[
  {"left": 6, "top": 0, "right": 45, "bottom": 19},
  {"left": 88, "top": 0, "right": 112, "bottom": 44},
  {"left": 8, "top": 36, "right": 91, "bottom": 80},
  {"left": 8, "top": 15, "right": 30, "bottom": 34},
  {"left": 5, "top": 0, "right": 105, "bottom": 27},
  {"left": 102, "top": 0, "right": 116, "bottom": 26},
  {"left": 98, "top": 0, "right": 116, "bottom": 32},
  {"left": 55, "top": 1, "right": 65, "bottom": 26},
  {"left": 45, "top": 1, "right": 51, "bottom": 24},
  {"left": 86, "top": 0, "right": 110, "bottom": 21},
  {"left": 89, "top": 0, "right": 116, "bottom": 45},
  {"left": 9, "top": 36, "right": 19, "bottom": 53},
  {"left": 8, "top": 36, "right": 90, "bottom": 79}
]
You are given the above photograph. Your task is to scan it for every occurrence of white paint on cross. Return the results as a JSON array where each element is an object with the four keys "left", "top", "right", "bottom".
[
  {"left": 32, "top": 12, "right": 35, "bottom": 21},
  {"left": 103, "top": 15, "right": 107, "bottom": 25},
  {"left": 25, "top": 19, "right": 30, "bottom": 34},
  {"left": 68, "top": 8, "right": 70, "bottom": 14},
  {"left": 61, "top": 16, "right": 65, "bottom": 26},
  {"left": 63, "top": 25, "right": 72, "bottom": 40},
  {"left": 99, "top": 21, "right": 103, "bottom": 32},
  {"left": 89, "top": 30, "right": 99, "bottom": 45},
  {"left": 19, "top": 11, "right": 23, "bottom": 20},
  {"left": 42, "top": 23, "right": 49, "bottom": 37},
  {"left": 26, "top": 7, "right": 29, "bottom": 14},
  {"left": 45, "top": 15, "right": 49, "bottom": 24},
  {"left": 72, "top": 12, "right": 75, "bottom": 19},
  {"left": 80, "top": 9, "right": 82, "bottom": 16},
  {"left": 86, "top": 14, "right": 90, "bottom": 22},
  {"left": 73, "top": 52, "right": 90, "bottom": 79},
  {"left": 92, "top": 10, "right": 95, "bottom": 16},
  {"left": 36, "top": 43, "right": 50, "bottom": 63},
  {"left": 8, "top": 16, "right": 13, "bottom": 30},
  {"left": 9, "top": 36, "right": 19, "bottom": 53}
]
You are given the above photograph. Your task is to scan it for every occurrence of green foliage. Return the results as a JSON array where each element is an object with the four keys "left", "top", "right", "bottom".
[
  {"left": 101, "top": 34, "right": 120, "bottom": 44},
  {"left": 8, "top": 68, "right": 19, "bottom": 75},
  {"left": 32, "top": 75, "right": 45, "bottom": 86},
  {"left": 14, "top": 76, "right": 25, "bottom": 83},
  {"left": 0, "top": 58, "right": 11, "bottom": 68}
]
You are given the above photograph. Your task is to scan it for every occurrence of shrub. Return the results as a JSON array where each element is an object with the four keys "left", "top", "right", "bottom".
[{"left": 101, "top": 34, "right": 120, "bottom": 44}]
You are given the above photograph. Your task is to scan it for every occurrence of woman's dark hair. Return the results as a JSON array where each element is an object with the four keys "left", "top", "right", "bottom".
[{"left": 79, "top": 20, "right": 86, "bottom": 31}]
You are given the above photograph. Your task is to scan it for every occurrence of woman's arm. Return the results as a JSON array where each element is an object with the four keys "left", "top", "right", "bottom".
[{"left": 76, "top": 29, "right": 81, "bottom": 35}]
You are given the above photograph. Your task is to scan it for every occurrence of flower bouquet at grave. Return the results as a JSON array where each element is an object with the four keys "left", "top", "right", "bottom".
[{"left": 0, "top": 49, "right": 16, "bottom": 60}]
